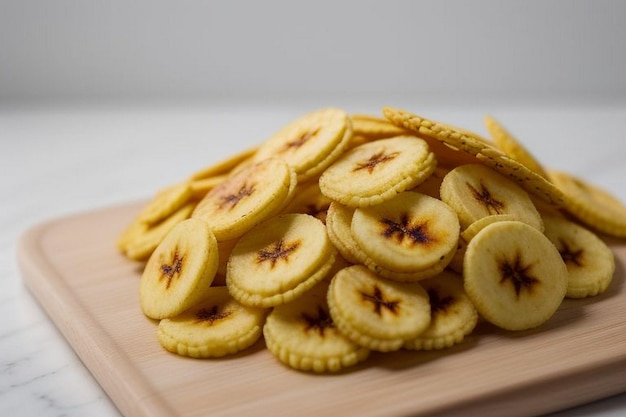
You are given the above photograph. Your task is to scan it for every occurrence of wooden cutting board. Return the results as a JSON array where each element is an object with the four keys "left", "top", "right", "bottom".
[{"left": 17, "top": 202, "right": 626, "bottom": 417}]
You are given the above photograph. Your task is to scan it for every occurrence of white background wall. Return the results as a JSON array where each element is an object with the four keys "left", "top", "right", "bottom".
[{"left": 1, "top": 0, "right": 625, "bottom": 103}]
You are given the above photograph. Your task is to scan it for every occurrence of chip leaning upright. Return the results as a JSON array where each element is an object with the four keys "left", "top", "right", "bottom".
[{"left": 382, "top": 106, "right": 566, "bottom": 206}]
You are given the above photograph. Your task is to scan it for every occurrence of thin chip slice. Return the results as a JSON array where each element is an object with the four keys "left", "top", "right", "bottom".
[
  {"left": 484, "top": 115, "right": 548, "bottom": 178},
  {"left": 226, "top": 213, "right": 336, "bottom": 308},
  {"left": 263, "top": 280, "right": 369, "bottom": 373},
  {"left": 191, "top": 157, "right": 296, "bottom": 241},
  {"left": 548, "top": 170, "right": 626, "bottom": 238},
  {"left": 351, "top": 191, "right": 460, "bottom": 276},
  {"left": 158, "top": 286, "right": 267, "bottom": 358},
  {"left": 463, "top": 220, "right": 568, "bottom": 331},
  {"left": 140, "top": 218, "right": 219, "bottom": 320},
  {"left": 403, "top": 270, "right": 478, "bottom": 350},
  {"left": 319, "top": 136, "right": 437, "bottom": 207},
  {"left": 252, "top": 108, "right": 353, "bottom": 181},
  {"left": 542, "top": 214, "right": 615, "bottom": 298},
  {"left": 440, "top": 164, "right": 544, "bottom": 232},
  {"left": 327, "top": 265, "right": 431, "bottom": 352}
]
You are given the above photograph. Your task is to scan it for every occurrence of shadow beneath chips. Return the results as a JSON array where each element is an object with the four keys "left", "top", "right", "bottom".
[{"left": 367, "top": 334, "right": 482, "bottom": 372}]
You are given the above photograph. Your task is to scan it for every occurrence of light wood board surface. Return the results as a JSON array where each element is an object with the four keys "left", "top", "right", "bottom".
[{"left": 17, "top": 202, "right": 626, "bottom": 417}]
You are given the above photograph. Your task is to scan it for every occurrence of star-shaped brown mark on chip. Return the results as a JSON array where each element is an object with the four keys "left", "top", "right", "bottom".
[
  {"left": 353, "top": 151, "right": 399, "bottom": 174},
  {"left": 218, "top": 182, "right": 256, "bottom": 210},
  {"left": 282, "top": 127, "right": 320, "bottom": 153},
  {"left": 498, "top": 253, "right": 540, "bottom": 298},
  {"left": 194, "top": 305, "right": 232, "bottom": 326},
  {"left": 466, "top": 180, "right": 505, "bottom": 215},
  {"left": 557, "top": 239, "right": 584, "bottom": 267},
  {"left": 427, "top": 288, "right": 455, "bottom": 317},
  {"left": 159, "top": 250, "right": 184, "bottom": 289},
  {"left": 256, "top": 238, "right": 301, "bottom": 268},
  {"left": 361, "top": 286, "right": 400, "bottom": 316},
  {"left": 380, "top": 213, "right": 434, "bottom": 246},
  {"left": 301, "top": 306, "right": 334, "bottom": 337}
]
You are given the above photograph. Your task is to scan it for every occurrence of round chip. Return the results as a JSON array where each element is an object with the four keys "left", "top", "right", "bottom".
[
  {"left": 351, "top": 192, "right": 460, "bottom": 278},
  {"left": 263, "top": 280, "right": 370, "bottom": 373},
  {"left": 463, "top": 220, "right": 568, "bottom": 331},
  {"left": 157, "top": 286, "right": 267, "bottom": 358},
  {"left": 252, "top": 108, "right": 353, "bottom": 181},
  {"left": 226, "top": 213, "right": 336, "bottom": 308},
  {"left": 403, "top": 270, "right": 478, "bottom": 350},
  {"left": 191, "top": 157, "right": 296, "bottom": 241},
  {"left": 542, "top": 214, "right": 615, "bottom": 298},
  {"left": 140, "top": 218, "right": 219, "bottom": 320},
  {"left": 327, "top": 265, "right": 431, "bottom": 352},
  {"left": 319, "top": 136, "right": 437, "bottom": 207},
  {"left": 440, "top": 164, "right": 544, "bottom": 232}
]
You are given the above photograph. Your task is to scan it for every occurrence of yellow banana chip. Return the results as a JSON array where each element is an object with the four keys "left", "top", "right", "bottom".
[
  {"left": 140, "top": 218, "right": 219, "bottom": 320},
  {"left": 263, "top": 280, "right": 369, "bottom": 373},
  {"left": 328, "top": 265, "right": 431, "bottom": 352},
  {"left": 158, "top": 286, "right": 267, "bottom": 358},
  {"left": 252, "top": 108, "right": 353, "bottom": 181},
  {"left": 227, "top": 213, "right": 336, "bottom": 307},
  {"left": 319, "top": 136, "right": 437, "bottom": 207},
  {"left": 192, "top": 157, "right": 296, "bottom": 241}
]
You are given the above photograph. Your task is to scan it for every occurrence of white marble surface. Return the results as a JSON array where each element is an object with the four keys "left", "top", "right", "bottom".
[{"left": 2, "top": 97, "right": 626, "bottom": 416}]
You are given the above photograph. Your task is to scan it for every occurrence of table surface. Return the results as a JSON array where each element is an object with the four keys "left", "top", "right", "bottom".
[{"left": 2, "top": 96, "right": 626, "bottom": 417}]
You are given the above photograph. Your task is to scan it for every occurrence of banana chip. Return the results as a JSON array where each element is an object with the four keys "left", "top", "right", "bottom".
[
  {"left": 158, "top": 286, "right": 267, "bottom": 358},
  {"left": 140, "top": 218, "right": 219, "bottom": 320}
]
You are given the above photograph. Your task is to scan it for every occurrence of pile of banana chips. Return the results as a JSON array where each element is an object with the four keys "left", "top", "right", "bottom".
[{"left": 117, "top": 107, "right": 624, "bottom": 373}]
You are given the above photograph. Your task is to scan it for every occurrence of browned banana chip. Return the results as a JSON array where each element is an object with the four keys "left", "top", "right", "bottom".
[
  {"left": 319, "top": 136, "right": 437, "bottom": 207},
  {"left": 440, "top": 164, "right": 544, "bottom": 232},
  {"left": 191, "top": 157, "right": 296, "bottom": 241},
  {"left": 327, "top": 265, "right": 431, "bottom": 352},
  {"left": 464, "top": 220, "right": 568, "bottom": 331},
  {"left": 404, "top": 270, "right": 478, "bottom": 350},
  {"left": 252, "top": 108, "right": 353, "bottom": 182},
  {"left": 226, "top": 213, "right": 336, "bottom": 308},
  {"left": 351, "top": 191, "right": 460, "bottom": 278},
  {"left": 263, "top": 280, "right": 370, "bottom": 373}
]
